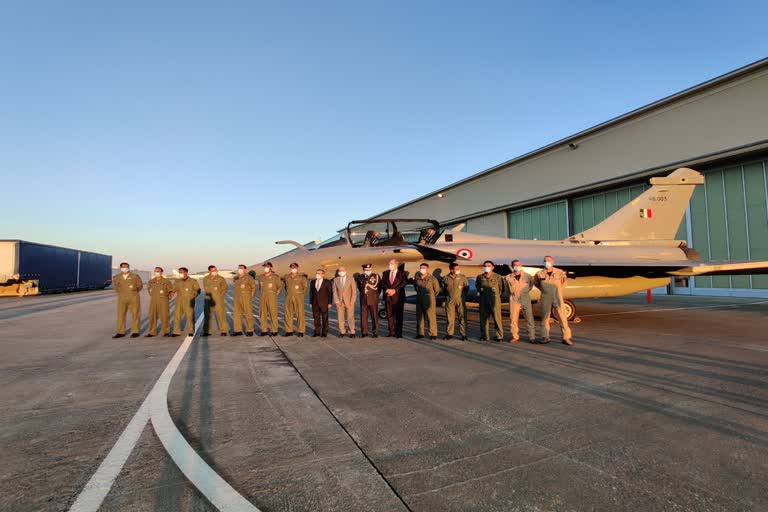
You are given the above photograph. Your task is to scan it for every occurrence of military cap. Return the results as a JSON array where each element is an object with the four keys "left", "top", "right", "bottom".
[
  {"left": 289, "top": 262, "right": 299, "bottom": 268},
  {"left": 362, "top": 263, "right": 372, "bottom": 270}
]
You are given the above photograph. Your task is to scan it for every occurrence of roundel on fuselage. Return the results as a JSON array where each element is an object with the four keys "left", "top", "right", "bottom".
[{"left": 456, "top": 248, "right": 473, "bottom": 260}]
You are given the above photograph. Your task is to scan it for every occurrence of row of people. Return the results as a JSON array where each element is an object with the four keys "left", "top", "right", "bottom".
[{"left": 111, "top": 256, "right": 573, "bottom": 345}]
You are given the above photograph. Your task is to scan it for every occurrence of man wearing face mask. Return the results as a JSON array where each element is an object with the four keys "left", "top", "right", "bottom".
[
  {"left": 309, "top": 269, "right": 333, "bottom": 337},
  {"left": 533, "top": 255, "right": 573, "bottom": 345},
  {"left": 381, "top": 258, "right": 407, "bottom": 338},
  {"left": 442, "top": 262, "right": 468, "bottom": 341},
  {"left": 202, "top": 265, "right": 229, "bottom": 336},
  {"left": 282, "top": 262, "right": 308, "bottom": 337},
  {"left": 146, "top": 266, "right": 173, "bottom": 338},
  {"left": 414, "top": 263, "right": 440, "bottom": 340},
  {"left": 504, "top": 259, "right": 536, "bottom": 343},
  {"left": 476, "top": 260, "right": 505, "bottom": 342},
  {"left": 171, "top": 267, "right": 200, "bottom": 337},
  {"left": 257, "top": 262, "right": 282, "bottom": 336},
  {"left": 333, "top": 266, "right": 357, "bottom": 338},
  {"left": 112, "top": 262, "right": 143, "bottom": 339},
  {"left": 232, "top": 264, "right": 257, "bottom": 337},
  {"left": 356, "top": 263, "right": 380, "bottom": 337}
]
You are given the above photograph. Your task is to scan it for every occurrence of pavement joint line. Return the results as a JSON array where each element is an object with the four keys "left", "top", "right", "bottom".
[
  {"left": 71, "top": 310, "right": 261, "bottom": 512},
  {"left": 269, "top": 333, "right": 416, "bottom": 512}
]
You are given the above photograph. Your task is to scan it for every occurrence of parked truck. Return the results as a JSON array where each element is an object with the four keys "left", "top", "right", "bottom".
[{"left": 0, "top": 240, "right": 112, "bottom": 296}]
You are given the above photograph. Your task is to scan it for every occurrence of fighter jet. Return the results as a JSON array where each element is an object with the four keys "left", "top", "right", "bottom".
[{"left": 252, "top": 168, "right": 768, "bottom": 320}]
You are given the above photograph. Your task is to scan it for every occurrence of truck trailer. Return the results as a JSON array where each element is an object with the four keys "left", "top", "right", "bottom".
[{"left": 0, "top": 240, "right": 112, "bottom": 296}]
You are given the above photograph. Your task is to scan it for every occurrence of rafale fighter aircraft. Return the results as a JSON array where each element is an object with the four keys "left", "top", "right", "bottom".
[{"left": 252, "top": 168, "right": 768, "bottom": 320}]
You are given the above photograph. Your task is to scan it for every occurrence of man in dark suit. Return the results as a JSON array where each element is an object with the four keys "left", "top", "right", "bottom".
[
  {"left": 381, "top": 258, "right": 408, "bottom": 338},
  {"left": 310, "top": 269, "right": 333, "bottom": 337}
]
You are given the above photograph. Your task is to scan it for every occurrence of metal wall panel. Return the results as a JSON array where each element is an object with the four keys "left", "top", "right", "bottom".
[{"left": 508, "top": 201, "right": 567, "bottom": 240}]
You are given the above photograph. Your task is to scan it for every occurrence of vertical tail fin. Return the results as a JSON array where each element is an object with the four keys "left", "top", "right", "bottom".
[{"left": 570, "top": 168, "right": 703, "bottom": 241}]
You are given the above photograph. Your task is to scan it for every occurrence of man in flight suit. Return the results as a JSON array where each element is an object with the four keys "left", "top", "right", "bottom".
[
  {"left": 476, "top": 260, "right": 505, "bottom": 342},
  {"left": 414, "top": 263, "right": 440, "bottom": 340},
  {"left": 442, "top": 262, "right": 468, "bottom": 341},
  {"left": 171, "top": 267, "right": 200, "bottom": 337},
  {"left": 202, "top": 265, "right": 229, "bottom": 336},
  {"left": 112, "top": 262, "right": 143, "bottom": 339},
  {"left": 257, "top": 262, "right": 282, "bottom": 336},
  {"left": 356, "top": 263, "right": 380, "bottom": 337},
  {"left": 146, "top": 266, "right": 173, "bottom": 337},
  {"left": 232, "top": 264, "right": 256, "bottom": 337},
  {"left": 283, "top": 262, "right": 308, "bottom": 337},
  {"left": 504, "top": 259, "right": 536, "bottom": 343},
  {"left": 533, "top": 255, "right": 573, "bottom": 346}
]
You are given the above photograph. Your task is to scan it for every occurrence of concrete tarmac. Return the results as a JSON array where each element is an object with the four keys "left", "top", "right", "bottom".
[{"left": 1, "top": 290, "right": 767, "bottom": 511}]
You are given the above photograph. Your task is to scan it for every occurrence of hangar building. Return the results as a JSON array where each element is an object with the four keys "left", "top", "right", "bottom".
[{"left": 369, "top": 58, "right": 768, "bottom": 298}]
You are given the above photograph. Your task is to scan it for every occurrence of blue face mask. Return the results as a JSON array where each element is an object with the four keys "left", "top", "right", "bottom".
[
  {"left": 120, "top": 267, "right": 129, "bottom": 273},
  {"left": 483, "top": 266, "right": 492, "bottom": 273},
  {"left": 513, "top": 266, "right": 522, "bottom": 272},
  {"left": 544, "top": 261, "right": 553, "bottom": 269}
]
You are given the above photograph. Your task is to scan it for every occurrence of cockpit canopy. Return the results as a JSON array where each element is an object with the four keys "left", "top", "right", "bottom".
[{"left": 345, "top": 219, "right": 441, "bottom": 248}]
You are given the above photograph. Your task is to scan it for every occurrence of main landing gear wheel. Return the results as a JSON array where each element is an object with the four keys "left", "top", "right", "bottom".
[{"left": 561, "top": 299, "right": 576, "bottom": 322}]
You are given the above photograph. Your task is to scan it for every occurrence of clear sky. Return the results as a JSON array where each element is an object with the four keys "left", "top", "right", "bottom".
[{"left": 2, "top": 1, "right": 766, "bottom": 272}]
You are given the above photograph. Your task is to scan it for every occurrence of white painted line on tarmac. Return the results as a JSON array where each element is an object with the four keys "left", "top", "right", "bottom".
[
  {"left": 148, "top": 314, "right": 260, "bottom": 512},
  {"left": 579, "top": 299, "right": 768, "bottom": 317},
  {"left": 72, "top": 309, "right": 259, "bottom": 512}
]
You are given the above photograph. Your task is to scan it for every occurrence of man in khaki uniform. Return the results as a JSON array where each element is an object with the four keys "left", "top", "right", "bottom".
[
  {"left": 476, "top": 260, "right": 505, "bottom": 342},
  {"left": 533, "top": 255, "right": 573, "bottom": 346},
  {"left": 172, "top": 267, "right": 200, "bottom": 336},
  {"left": 257, "top": 262, "right": 282, "bottom": 336},
  {"left": 414, "top": 262, "right": 441, "bottom": 340},
  {"left": 146, "top": 266, "right": 174, "bottom": 337},
  {"left": 442, "top": 262, "right": 468, "bottom": 341},
  {"left": 283, "top": 262, "right": 308, "bottom": 337},
  {"left": 202, "top": 265, "right": 229, "bottom": 336},
  {"left": 333, "top": 266, "right": 357, "bottom": 338},
  {"left": 232, "top": 264, "right": 257, "bottom": 337},
  {"left": 112, "top": 262, "right": 143, "bottom": 339},
  {"left": 504, "top": 259, "right": 536, "bottom": 343}
]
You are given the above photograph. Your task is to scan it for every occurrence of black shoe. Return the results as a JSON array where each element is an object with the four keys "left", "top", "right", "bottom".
[
  {"left": 202, "top": 332, "right": 211, "bottom": 337},
  {"left": 529, "top": 338, "right": 538, "bottom": 344},
  {"left": 360, "top": 333, "right": 368, "bottom": 338},
  {"left": 429, "top": 336, "right": 437, "bottom": 340},
  {"left": 270, "top": 332, "right": 278, "bottom": 337},
  {"left": 337, "top": 333, "right": 346, "bottom": 338},
  {"left": 232, "top": 332, "right": 243, "bottom": 337},
  {"left": 312, "top": 334, "right": 320, "bottom": 337},
  {"left": 461, "top": 336, "right": 468, "bottom": 341},
  {"left": 130, "top": 333, "right": 140, "bottom": 338},
  {"left": 396, "top": 335, "right": 402, "bottom": 339},
  {"left": 415, "top": 335, "right": 424, "bottom": 339},
  {"left": 163, "top": 334, "right": 171, "bottom": 337},
  {"left": 372, "top": 334, "right": 378, "bottom": 338},
  {"left": 246, "top": 332, "right": 254, "bottom": 337},
  {"left": 388, "top": 332, "right": 396, "bottom": 337},
  {"left": 112, "top": 333, "right": 125, "bottom": 339},
  {"left": 297, "top": 333, "right": 304, "bottom": 338},
  {"left": 171, "top": 334, "right": 180, "bottom": 337},
  {"left": 443, "top": 335, "right": 453, "bottom": 341},
  {"left": 348, "top": 333, "right": 356, "bottom": 338},
  {"left": 220, "top": 332, "right": 228, "bottom": 336},
  {"left": 144, "top": 334, "right": 155, "bottom": 338},
  {"left": 479, "top": 337, "right": 488, "bottom": 342},
  {"left": 321, "top": 334, "right": 327, "bottom": 338},
  {"left": 188, "top": 333, "right": 194, "bottom": 336},
  {"left": 284, "top": 332, "right": 294, "bottom": 337},
  {"left": 260, "top": 332, "right": 268, "bottom": 336},
  {"left": 541, "top": 338, "right": 551, "bottom": 344}
]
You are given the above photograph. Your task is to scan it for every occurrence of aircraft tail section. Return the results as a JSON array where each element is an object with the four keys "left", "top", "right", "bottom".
[{"left": 570, "top": 168, "right": 703, "bottom": 242}]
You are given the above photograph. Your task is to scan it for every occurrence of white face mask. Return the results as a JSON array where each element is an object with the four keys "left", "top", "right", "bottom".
[
  {"left": 420, "top": 268, "right": 427, "bottom": 275},
  {"left": 483, "top": 266, "right": 492, "bottom": 273},
  {"left": 238, "top": 268, "right": 244, "bottom": 274},
  {"left": 291, "top": 268, "right": 298, "bottom": 274},
  {"left": 263, "top": 267, "right": 270, "bottom": 273},
  {"left": 120, "top": 267, "right": 129, "bottom": 273},
  {"left": 388, "top": 264, "right": 396, "bottom": 271},
  {"left": 544, "top": 261, "right": 553, "bottom": 269},
  {"left": 453, "top": 269, "right": 460, "bottom": 275},
  {"left": 513, "top": 266, "right": 522, "bottom": 272},
  {"left": 364, "top": 271, "right": 371, "bottom": 276},
  {"left": 339, "top": 271, "right": 346, "bottom": 277},
  {"left": 316, "top": 274, "right": 323, "bottom": 280},
  {"left": 153, "top": 272, "right": 160, "bottom": 278},
  {"left": 210, "top": 271, "right": 218, "bottom": 276}
]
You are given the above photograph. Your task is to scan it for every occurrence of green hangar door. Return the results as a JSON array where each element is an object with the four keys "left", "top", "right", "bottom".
[{"left": 508, "top": 201, "right": 568, "bottom": 240}]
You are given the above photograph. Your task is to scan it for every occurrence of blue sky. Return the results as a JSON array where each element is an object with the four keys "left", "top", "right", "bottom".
[{"left": 2, "top": 1, "right": 766, "bottom": 272}]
